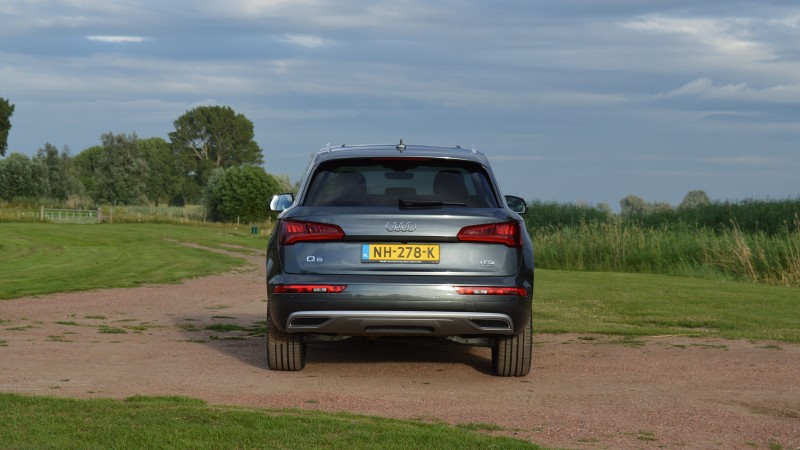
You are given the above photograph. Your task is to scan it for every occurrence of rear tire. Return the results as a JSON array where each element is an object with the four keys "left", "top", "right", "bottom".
[
  {"left": 492, "top": 315, "right": 532, "bottom": 377},
  {"left": 267, "top": 313, "right": 306, "bottom": 371}
]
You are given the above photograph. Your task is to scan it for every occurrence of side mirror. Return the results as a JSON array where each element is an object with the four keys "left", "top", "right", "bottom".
[
  {"left": 270, "top": 193, "right": 295, "bottom": 212},
  {"left": 504, "top": 195, "right": 527, "bottom": 214}
]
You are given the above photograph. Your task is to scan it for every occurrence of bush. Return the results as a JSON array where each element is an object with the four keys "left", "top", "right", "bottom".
[{"left": 204, "top": 166, "right": 281, "bottom": 223}]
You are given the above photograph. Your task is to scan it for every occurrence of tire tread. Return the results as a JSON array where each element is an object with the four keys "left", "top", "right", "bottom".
[
  {"left": 492, "top": 316, "right": 532, "bottom": 377},
  {"left": 267, "top": 314, "right": 306, "bottom": 371}
]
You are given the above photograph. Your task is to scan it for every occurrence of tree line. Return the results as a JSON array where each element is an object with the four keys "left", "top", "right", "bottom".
[
  {"left": 525, "top": 193, "right": 799, "bottom": 236},
  {"left": 0, "top": 104, "right": 293, "bottom": 222}
]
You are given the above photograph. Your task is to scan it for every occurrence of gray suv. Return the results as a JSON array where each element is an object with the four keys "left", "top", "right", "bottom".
[{"left": 266, "top": 141, "right": 534, "bottom": 376}]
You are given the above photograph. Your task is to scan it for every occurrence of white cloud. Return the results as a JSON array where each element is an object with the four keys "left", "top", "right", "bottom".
[
  {"left": 211, "top": 0, "right": 321, "bottom": 17},
  {"left": 198, "top": 0, "right": 441, "bottom": 29},
  {"left": 54, "top": 0, "right": 135, "bottom": 13},
  {"left": 622, "top": 15, "right": 762, "bottom": 55},
  {"left": 0, "top": 52, "right": 260, "bottom": 98},
  {"left": 665, "top": 78, "right": 716, "bottom": 97},
  {"left": 87, "top": 35, "right": 146, "bottom": 43},
  {"left": 280, "top": 34, "right": 332, "bottom": 49},
  {"left": 660, "top": 77, "right": 800, "bottom": 103}
]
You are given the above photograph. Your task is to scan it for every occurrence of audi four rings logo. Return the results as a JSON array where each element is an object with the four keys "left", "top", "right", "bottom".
[{"left": 386, "top": 221, "right": 416, "bottom": 232}]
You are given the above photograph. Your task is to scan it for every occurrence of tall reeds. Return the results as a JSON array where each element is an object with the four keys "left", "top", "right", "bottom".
[
  {"left": 700, "top": 216, "right": 800, "bottom": 286},
  {"left": 531, "top": 217, "right": 800, "bottom": 287}
]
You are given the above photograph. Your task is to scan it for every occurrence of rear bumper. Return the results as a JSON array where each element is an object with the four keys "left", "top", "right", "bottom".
[
  {"left": 265, "top": 274, "right": 534, "bottom": 337},
  {"left": 285, "top": 310, "right": 515, "bottom": 335}
]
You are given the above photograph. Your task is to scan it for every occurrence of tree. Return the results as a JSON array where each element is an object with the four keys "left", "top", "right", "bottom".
[
  {"left": 272, "top": 173, "right": 297, "bottom": 194},
  {"left": 0, "top": 153, "right": 50, "bottom": 200},
  {"left": 619, "top": 194, "right": 649, "bottom": 217},
  {"left": 204, "top": 165, "right": 281, "bottom": 222},
  {"left": 0, "top": 97, "right": 14, "bottom": 157},
  {"left": 137, "top": 137, "right": 181, "bottom": 206},
  {"left": 93, "top": 132, "right": 149, "bottom": 205},
  {"left": 73, "top": 145, "right": 104, "bottom": 199},
  {"left": 36, "top": 143, "right": 66, "bottom": 199},
  {"left": 650, "top": 201, "right": 674, "bottom": 214},
  {"left": 679, "top": 190, "right": 711, "bottom": 210},
  {"left": 596, "top": 202, "right": 613, "bottom": 217},
  {"left": 169, "top": 106, "right": 263, "bottom": 190},
  {"left": 34, "top": 143, "right": 84, "bottom": 200}
]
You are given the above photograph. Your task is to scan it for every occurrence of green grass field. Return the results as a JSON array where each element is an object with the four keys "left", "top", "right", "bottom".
[
  {"left": 0, "top": 223, "right": 266, "bottom": 299},
  {"left": 0, "top": 394, "right": 538, "bottom": 449},
  {"left": 536, "top": 270, "right": 800, "bottom": 343}
]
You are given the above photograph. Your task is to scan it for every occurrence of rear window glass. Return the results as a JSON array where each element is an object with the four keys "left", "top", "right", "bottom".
[{"left": 303, "top": 159, "right": 499, "bottom": 207}]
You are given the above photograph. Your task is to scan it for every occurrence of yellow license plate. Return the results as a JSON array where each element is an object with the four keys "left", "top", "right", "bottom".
[{"left": 362, "top": 244, "right": 440, "bottom": 263}]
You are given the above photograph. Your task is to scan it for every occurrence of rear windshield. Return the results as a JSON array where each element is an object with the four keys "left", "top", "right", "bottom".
[{"left": 303, "top": 159, "right": 499, "bottom": 208}]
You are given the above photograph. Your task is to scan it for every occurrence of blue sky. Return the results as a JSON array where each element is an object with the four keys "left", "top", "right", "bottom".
[{"left": 2, "top": 0, "right": 799, "bottom": 208}]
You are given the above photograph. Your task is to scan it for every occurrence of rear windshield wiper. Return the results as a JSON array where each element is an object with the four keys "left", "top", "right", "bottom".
[{"left": 399, "top": 199, "right": 466, "bottom": 209}]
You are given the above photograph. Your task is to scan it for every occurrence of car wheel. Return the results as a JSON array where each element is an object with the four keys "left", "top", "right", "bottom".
[
  {"left": 267, "top": 313, "right": 306, "bottom": 371},
  {"left": 492, "top": 315, "right": 532, "bottom": 377}
]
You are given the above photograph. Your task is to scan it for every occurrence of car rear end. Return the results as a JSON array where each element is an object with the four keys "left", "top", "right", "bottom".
[{"left": 266, "top": 144, "right": 534, "bottom": 376}]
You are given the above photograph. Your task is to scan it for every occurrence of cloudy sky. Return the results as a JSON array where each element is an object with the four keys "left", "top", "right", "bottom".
[{"left": 2, "top": 0, "right": 799, "bottom": 207}]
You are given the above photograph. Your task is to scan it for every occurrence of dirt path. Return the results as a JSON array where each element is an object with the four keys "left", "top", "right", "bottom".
[{"left": 1, "top": 251, "right": 798, "bottom": 449}]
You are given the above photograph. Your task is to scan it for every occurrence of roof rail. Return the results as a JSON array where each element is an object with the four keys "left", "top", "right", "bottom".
[{"left": 317, "top": 142, "right": 481, "bottom": 156}]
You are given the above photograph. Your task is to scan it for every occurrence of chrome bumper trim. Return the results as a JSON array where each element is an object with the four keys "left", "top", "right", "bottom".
[{"left": 285, "top": 311, "right": 514, "bottom": 335}]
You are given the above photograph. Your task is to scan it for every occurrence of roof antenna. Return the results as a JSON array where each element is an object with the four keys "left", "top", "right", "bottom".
[{"left": 396, "top": 139, "right": 406, "bottom": 152}]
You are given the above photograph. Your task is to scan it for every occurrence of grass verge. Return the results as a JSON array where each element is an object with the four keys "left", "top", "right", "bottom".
[
  {"left": 535, "top": 270, "right": 800, "bottom": 343},
  {"left": 0, "top": 394, "right": 539, "bottom": 449},
  {"left": 0, "top": 223, "right": 267, "bottom": 300}
]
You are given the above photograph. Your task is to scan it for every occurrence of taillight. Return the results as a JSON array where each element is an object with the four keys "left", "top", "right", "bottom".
[
  {"left": 279, "top": 220, "right": 344, "bottom": 245},
  {"left": 454, "top": 286, "right": 527, "bottom": 296},
  {"left": 457, "top": 221, "right": 521, "bottom": 247},
  {"left": 273, "top": 285, "right": 347, "bottom": 294}
]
